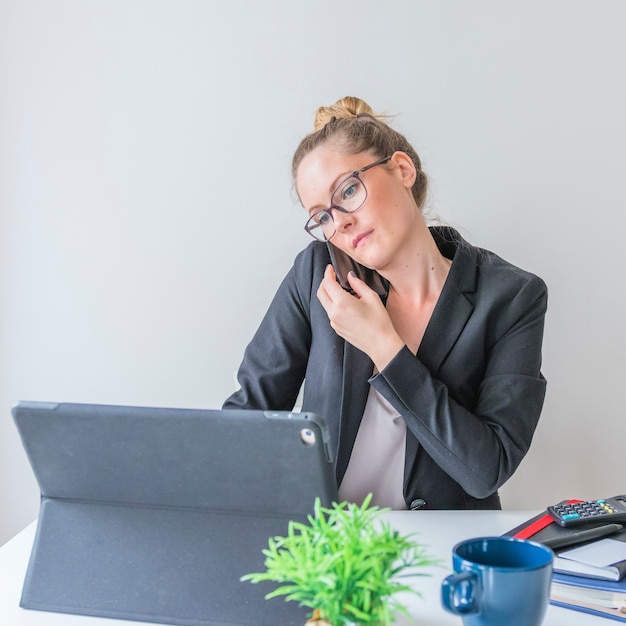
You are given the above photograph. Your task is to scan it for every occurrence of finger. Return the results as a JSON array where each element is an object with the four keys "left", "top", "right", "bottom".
[
  {"left": 346, "top": 270, "right": 372, "bottom": 300},
  {"left": 317, "top": 265, "right": 336, "bottom": 309},
  {"left": 321, "top": 264, "right": 346, "bottom": 298}
]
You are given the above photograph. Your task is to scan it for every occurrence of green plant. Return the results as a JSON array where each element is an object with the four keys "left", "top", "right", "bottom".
[{"left": 242, "top": 495, "right": 438, "bottom": 625}]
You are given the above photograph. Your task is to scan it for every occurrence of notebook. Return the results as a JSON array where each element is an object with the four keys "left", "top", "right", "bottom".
[
  {"left": 12, "top": 400, "right": 339, "bottom": 626},
  {"left": 505, "top": 508, "right": 626, "bottom": 581}
]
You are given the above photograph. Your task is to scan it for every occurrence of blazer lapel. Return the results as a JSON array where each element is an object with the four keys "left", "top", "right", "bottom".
[
  {"left": 406, "top": 228, "right": 479, "bottom": 498},
  {"left": 335, "top": 342, "right": 374, "bottom": 483},
  {"left": 334, "top": 227, "right": 478, "bottom": 485},
  {"left": 417, "top": 230, "right": 478, "bottom": 376}
]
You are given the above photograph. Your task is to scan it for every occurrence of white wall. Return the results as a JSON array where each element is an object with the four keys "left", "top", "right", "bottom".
[{"left": 1, "top": 0, "right": 625, "bottom": 545}]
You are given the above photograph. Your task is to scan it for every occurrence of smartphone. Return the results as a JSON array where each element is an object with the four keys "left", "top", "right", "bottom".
[{"left": 326, "top": 242, "right": 387, "bottom": 298}]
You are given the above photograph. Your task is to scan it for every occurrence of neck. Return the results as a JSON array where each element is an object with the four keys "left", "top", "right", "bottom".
[{"left": 380, "top": 224, "right": 451, "bottom": 305}]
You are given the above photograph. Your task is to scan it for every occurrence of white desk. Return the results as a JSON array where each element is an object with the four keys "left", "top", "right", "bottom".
[{"left": 0, "top": 511, "right": 607, "bottom": 625}]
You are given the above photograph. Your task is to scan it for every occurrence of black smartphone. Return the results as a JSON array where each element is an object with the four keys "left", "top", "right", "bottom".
[{"left": 326, "top": 242, "right": 387, "bottom": 298}]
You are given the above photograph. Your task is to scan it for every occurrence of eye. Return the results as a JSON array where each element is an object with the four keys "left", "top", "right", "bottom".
[
  {"left": 344, "top": 183, "right": 357, "bottom": 198},
  {"left": 312, "top": 210, "right": 332, "bottom": 226},
  {"left": 335, "top": 176, "right": 363, "bottom": 205}
]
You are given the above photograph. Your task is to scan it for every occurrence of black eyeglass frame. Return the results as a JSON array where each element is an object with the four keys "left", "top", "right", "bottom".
[{"left": 303, "top": 155, "right": 392, "bottom": 241}]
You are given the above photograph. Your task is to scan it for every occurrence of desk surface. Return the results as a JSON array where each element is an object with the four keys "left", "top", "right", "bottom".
[{"left": 0, "top": 510, "right": 608, "bottom": 625}]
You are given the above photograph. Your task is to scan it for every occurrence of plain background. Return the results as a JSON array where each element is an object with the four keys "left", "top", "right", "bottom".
[{"left": 1, "top": 0, "right": 625, "bottom": 546}]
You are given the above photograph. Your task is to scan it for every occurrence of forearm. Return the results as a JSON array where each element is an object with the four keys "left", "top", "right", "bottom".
[{"left": 371, "top": 346, "right": 546, "bottom": 498}]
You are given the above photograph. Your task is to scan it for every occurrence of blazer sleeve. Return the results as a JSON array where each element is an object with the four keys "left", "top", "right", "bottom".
[
  {"left": 371, "top": 272, "right": 548, "bottom": 500},
  {"left": 222, "top": 245, "right": 316, "bottom": 412}
]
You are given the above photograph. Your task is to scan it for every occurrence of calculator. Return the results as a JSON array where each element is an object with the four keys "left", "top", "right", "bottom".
[{"left": 547, "top": 495, "right": 626, "bottom": 527}]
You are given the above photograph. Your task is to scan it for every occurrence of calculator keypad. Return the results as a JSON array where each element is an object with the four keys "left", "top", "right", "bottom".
[
  {"left": 548, "top": 498, "right": 626, "bottom": 527},
  {"left": 554, "top": 500, "right": 613, "bottom": 520}
]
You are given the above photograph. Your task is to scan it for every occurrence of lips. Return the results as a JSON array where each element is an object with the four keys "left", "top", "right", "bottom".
[{"left": 352, "top": 231, "right": 372, "bottom": 249}]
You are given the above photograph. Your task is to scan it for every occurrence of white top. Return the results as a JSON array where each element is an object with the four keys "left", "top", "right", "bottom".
[{"left": 338, "top": 384, "right": 408, "bottom": 510}]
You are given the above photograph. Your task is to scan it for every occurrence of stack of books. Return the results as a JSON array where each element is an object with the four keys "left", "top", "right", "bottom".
[
  {"left": 551, "top": 571, "right": 626, "bottom": 622},
  {"left": 507, "top": 510, "right": 626, "bottom": 622}
]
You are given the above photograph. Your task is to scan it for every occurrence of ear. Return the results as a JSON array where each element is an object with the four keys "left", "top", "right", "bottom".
[{"left": 390, "top": 151, "right": 417, "bottom": 189}]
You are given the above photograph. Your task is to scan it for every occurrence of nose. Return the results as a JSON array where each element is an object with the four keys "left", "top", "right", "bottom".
[{"left": 332, "top": 208, "right": 355, "bottom": 233}]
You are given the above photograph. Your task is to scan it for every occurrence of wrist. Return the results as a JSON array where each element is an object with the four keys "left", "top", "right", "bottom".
[{"left": 371, "top": 334, "right": 406, "bottom": 373}]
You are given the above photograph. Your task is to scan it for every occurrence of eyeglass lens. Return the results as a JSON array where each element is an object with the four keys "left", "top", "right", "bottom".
[{"left": 306, "top": 175, "right": 367, "bottom": 241}]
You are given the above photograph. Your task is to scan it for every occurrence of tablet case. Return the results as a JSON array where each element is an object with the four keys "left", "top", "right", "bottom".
[{"left": 12, "top": 401, "right": 339, "bottom": 626}]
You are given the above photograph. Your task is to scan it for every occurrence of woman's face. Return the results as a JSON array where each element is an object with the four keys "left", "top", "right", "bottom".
[{"left": 297, "top": 146, "right": 420, "bottom": 272}]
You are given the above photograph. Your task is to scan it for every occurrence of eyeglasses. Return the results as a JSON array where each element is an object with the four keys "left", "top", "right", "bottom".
[{"left": 303, "top": 155, "right": 392, "bottom": 242}]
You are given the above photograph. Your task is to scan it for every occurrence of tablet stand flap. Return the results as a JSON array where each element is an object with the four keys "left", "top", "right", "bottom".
[{"left": 13, "top": 402, "right": 338, "bottom": 626}]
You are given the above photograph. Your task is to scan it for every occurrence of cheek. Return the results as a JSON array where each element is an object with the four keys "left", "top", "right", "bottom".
[{"left": 371, "top": 196, "right": 403, "bottom": 228}]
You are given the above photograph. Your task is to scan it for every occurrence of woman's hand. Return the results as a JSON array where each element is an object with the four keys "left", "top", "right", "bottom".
[{"left": 317, "top": 264, "right": 405, "bottom": 371}]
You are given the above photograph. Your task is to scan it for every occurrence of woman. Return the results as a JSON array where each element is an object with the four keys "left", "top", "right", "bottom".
[{"left": 224, "top": 97, "right": 547, "bottom": 510}]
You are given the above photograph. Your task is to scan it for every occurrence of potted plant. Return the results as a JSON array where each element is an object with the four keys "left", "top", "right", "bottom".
[{"left": 242, "top": 494, "right": 438, "bottom": 625}]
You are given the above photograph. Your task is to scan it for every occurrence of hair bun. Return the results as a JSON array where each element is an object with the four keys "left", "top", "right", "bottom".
[{"left": 313, "top": 96, "right": 375, "bottom": 132}]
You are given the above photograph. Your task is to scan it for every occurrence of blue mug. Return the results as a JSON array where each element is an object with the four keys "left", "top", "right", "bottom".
[{"left": 441, "top": 536, "right": 553, "bottom": 626}]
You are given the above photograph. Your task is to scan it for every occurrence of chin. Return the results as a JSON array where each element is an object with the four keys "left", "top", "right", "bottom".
[
  {"left": 357, "top": 256, "right": 382, "bottom": 272},
  {"left": 353, "top": 246, "right": 383, "bottom": 268}
]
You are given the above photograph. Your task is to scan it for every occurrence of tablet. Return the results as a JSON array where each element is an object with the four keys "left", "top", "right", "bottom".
[{"left": 12, "top": 401, "right": 338, "bottom": 626}]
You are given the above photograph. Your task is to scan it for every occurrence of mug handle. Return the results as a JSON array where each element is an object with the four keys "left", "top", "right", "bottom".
[{"left": 441, "top": 571, "right": 480, "bottom": 615}]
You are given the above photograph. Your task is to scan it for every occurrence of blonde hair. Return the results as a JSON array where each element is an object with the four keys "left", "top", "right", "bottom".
[
  {"left": 292, "top": 96, "right": 428, "bottom": 210},
  {"left": 312, "top": 96, "right": 383, "bottom": 131}
]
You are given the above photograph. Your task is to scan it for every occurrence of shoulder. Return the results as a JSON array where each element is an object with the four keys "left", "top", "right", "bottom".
[
  {"left": 432, "top": 226, "right": 547, "bottom": 334},
  {"left": 290, "top": 241, "right": 330, "bottom": 286},
  {"left": 432, "top": 225, "right": 547, "bottom": 299},
  {"left": 274, "top": 241, "right": 330, "bottom": 307},
  {"left": 293, "top": 240, "right": 331, "bottom": 273}
]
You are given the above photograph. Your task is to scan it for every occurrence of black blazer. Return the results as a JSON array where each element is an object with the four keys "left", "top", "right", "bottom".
[{"left": 224, "top": 227, "right": 547, "bottom": 510}]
